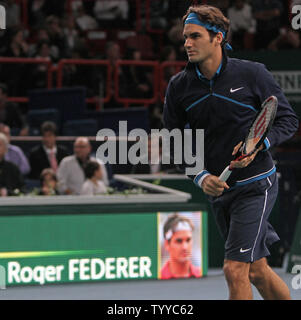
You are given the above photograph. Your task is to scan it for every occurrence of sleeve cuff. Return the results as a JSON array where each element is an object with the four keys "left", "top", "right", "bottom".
[
  {"left": 193, "top": 170, "right": 210, "bottom": 189},
  {"left": 261, "top": 137, "right": 271, "bottom": 152}
]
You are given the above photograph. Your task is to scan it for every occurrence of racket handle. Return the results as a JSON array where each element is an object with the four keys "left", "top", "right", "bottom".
[{"left": 219, "top": 166, "right": 232, "bottom": 182}]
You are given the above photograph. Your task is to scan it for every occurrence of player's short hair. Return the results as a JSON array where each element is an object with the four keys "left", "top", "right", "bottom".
[
  {"left": 84, "top": 160, "right": 100, "bottom": 179},
  {"left": 182, "top": 4, "right": 230, "bottom": 44},
  {"left": 41, "top": 121, "right": 57, "bottom": 136},
  {"left": 163, "top": 214, "right": 194, "bottom": 241}
]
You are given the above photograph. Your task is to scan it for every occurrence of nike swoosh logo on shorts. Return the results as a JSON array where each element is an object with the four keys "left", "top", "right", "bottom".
[
  {"left": 230, "top": 87, "right": 244, "bottom": 93},
  {"left": 240, "top": 248, "right": 251, "bottom": 253}
]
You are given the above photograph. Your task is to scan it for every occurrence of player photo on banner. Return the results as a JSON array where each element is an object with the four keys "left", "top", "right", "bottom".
[{"left": 158, "top": 211, "right": 203, "bottom": 280}]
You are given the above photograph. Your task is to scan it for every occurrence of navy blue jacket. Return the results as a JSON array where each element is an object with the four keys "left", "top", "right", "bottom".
[{"left": 163, "top": 53, "right": 299, "bottom": 188}]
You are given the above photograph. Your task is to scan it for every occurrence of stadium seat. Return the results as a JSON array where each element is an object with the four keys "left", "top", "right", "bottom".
[
  {"left": 62, "top": 118, "right": 98, "bottom": 136},
  {"left": 28, "top": 87, "right": 86, "bottom": 124},
  {"left": 97, "top": 107, "right": 150, "bottom": 135},
  {"left": 27, "top": 108, "right": 61, "bottom": 136}
]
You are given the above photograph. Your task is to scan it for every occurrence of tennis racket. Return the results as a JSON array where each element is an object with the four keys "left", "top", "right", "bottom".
[{"left": 219, "top": 95, "right": 278, "bottom": 182}]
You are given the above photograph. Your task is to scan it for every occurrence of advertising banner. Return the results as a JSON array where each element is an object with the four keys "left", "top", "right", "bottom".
[{"left": 0, "top": 211, "right": 207, "bottom": 286}]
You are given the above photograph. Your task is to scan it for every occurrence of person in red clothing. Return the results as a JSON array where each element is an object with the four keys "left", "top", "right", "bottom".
[{"left": 161, "top": 214, "right": 201, "bottom": 279}]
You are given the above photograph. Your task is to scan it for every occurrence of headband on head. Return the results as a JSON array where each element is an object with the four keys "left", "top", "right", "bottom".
[
  {"left": 165, "top": 221, "right": 192, "bottom": 240},
  {"left": 185, "top": 12, "right": 232, "bottom": 50}
]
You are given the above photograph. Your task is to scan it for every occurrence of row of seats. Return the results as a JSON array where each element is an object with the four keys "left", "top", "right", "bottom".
[{"left": 23, "top": 87, "right": 150, "bottom": 136}]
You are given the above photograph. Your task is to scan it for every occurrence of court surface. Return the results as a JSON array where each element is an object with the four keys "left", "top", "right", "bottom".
[{"left": 0, "top": 268, "right": 300, "bottom": 300}]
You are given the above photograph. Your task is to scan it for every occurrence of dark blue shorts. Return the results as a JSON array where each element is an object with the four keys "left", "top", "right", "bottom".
[{"left": 208, "top": 172, "right": 280, "bottom": 263}]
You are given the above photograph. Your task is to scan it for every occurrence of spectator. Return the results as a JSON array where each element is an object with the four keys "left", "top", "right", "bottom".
[
  {"left": 167, "top": 19, "right": 186, "bottom": 61},
  {"left": 252, "top": 0, "right": 283, "bottom": 49},
  {"left": 0, "top": 132, "right": 24, "bottom": 196},
  {"left": 0, "top": 124, "right": 30, "bottom": 176},
  {"left": 227, "top": 0, "right": 256, "bottom": 50},
  {"left": 29, "top": 121, "right": 69, "bottom": 179},
  {"left": 38, "top": 168, "right": 59, "bottom": 195},
  {"left": 122, "top": 48, "right": 153, "bottom": 99},
  {"left": 5, "top": 27, "right": 29, "bottom": 58},
  {"left": 63, "top": 15, "right": 81, "bottom": 54},
  {"left": 103, "top": 41, "right": 126, "bottom": 108},
  {"left": 80, "top": 160, "right": 107, "bottom": 195},
  {"left": 75, "top": 4, "right": 98, "bottom": 31},
  {"left": 268, "top": 28, "right": 301, "bottom": 50},
  {"left": 131, "top": 135, "right": 178, "bottom": 174},
  {"left": 2, "top": 0, "right": 21, "bottom": 29},
  {"left": 57, "top": 137, "right": 108, "bottom": 195},
  {"left": 0, "top": 83, "right": 28, "bottom": 135},
  {"left": 93, "top": 0, "right": 129, "bottom": 28},
  {"left": 45, "top": 15, "right": 68, "bottom": 61}
]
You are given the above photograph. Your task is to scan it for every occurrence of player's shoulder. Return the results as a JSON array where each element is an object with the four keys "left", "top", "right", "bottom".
[
  {"left": 168, "top": 63, "right": 190, "bottom": 87},
  {"left": 227, "top": 57, "right": 266, "bottom": 74}
]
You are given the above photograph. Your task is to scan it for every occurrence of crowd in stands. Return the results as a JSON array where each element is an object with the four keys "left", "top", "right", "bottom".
[{"left": 0, "top": 0, "right": 299, "bottom": 199}]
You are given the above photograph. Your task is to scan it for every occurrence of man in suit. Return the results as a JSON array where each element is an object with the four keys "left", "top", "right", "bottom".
[{"left": 29, "top": 121, "right": 69, "bottom": 179}]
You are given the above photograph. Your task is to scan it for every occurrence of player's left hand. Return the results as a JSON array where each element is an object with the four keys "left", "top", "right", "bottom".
[{"left": 230, "top": 141, "right": 263, "bottom": 169}]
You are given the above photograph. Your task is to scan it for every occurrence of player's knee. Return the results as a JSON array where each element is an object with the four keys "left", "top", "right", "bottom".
[
  {"left": 223, "top": 260, "right": 249, "bottom": 284},
  {"left": 249, "top": 260, "right": 268, "bottom": 286}
]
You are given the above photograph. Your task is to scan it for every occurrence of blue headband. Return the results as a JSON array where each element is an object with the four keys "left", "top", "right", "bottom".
[{"left": 185, "top": 12, "right": 232, "bottom": 50}]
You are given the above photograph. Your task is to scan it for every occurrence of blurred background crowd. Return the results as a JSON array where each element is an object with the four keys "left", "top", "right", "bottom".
[{"left": 0, "top": 0, "right": 299, "bottom": 266}]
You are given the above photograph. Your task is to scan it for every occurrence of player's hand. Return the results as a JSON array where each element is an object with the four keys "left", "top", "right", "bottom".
[
  {"left": 230, "top": 141, "right": 264, "bottom": 169},
  {"left": 202, "top": 175, "right": 229, "bottom": 197}
]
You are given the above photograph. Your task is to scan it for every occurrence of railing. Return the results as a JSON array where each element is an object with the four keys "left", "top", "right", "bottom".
[
  {"left": 114, "top": 60, "right": 159, "bottom": 107},
  {"left": 1, "top": 57, "right": 185, "bottom": 107},
  {"left": 0, "top": 57, "right": 52, "bottom": 103},
  {"left": 57, "top": 59, "right": 112, "bottom": 108},
  {"left": 159, "top": 61, "right": 186, "bottom": 102}
]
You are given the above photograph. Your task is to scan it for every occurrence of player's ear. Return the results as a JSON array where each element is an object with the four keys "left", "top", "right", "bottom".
[{"left": 215, "top": 32, "right": 223, "bottom": 46}]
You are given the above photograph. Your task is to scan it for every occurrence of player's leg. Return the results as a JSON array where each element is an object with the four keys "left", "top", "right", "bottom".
[
  {"left": 249, "top": 257, "right": 291, "bottom": 300},
  {"left": 223, "top": 259, "right": 253, "bottom": 300}
]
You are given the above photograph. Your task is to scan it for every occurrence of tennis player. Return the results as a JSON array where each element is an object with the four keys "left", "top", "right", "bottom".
[
  {"left": 163, "top": 4, "right": 299, "bottom": 299},
  {"left": 161, "top": 214, "right": 201, "bottom": 279}
]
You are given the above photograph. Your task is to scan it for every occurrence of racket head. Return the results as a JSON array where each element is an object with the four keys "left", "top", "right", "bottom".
[{"left": 242, "top": 95, "right": 278, "bottom": 155}]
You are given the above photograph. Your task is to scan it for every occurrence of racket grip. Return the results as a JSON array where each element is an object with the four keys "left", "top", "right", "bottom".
[{"left": 219, "top": 166, "right": 232, "bottom": 182}]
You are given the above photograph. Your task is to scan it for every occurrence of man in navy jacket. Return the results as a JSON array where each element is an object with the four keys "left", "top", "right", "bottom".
[{"left": 164, "top": 4, "right": 299, "bottom": 300}]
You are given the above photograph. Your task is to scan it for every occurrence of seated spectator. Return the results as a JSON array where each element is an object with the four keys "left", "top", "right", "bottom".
[
  {"left": 75, "top": 4, "right": 98, "bottom": 31},
  {"left": 80, "top": 160, "right": 107, "bottom": 195},
  {"left": 5, "top": 0, "right": 21, "bottom": 29},
  {"left": 122, "top": 48, "right": 153, "bottom": 99},
  {"left": 268, "top": 27, "right": 301, "bottom": 50},
  {"left": 63, "top": 15, "right": 81, "bottom": 54},
  {"left": 38, "top": 168, "right": 59, "bottom": 195},
  {"left": 0, "top": 132, "right": 24, "bottom": 196},
  {"left": 5, "top": 27, "right": 29, "bottom": 58},
  {"left": 57, "top": 137, "right": 108, "bottom": 195},
  {"left": 29, "top": 121, "right": 69, "bottom": 179},
  {"left": 227, "top": 0, "right": 256, "bottom": 50},
  {"left": 0, "top": 124, "right": 30, "bottom": 176},
  {"left": 93, "top": 0, "right": 129, "bottom": 28},
  {"left": 45, "top": 15, "right": 68, "bottom": 61},
  {"left": 0, "top": 83, "right": 28, "bottom": 135},
  {"left": 131, "top": 136, "right": 178, "bottom": 174},
  {"left": 252, "top": 0, "right": 283, "bottom": 50}
]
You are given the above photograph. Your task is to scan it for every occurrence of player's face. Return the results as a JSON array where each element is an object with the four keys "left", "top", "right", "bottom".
[
  {"left": 183, "top": 24, "right": 217, "bottom": 64},
  {"left": 166, "top": 230, "right": 193, "bottom": 263}
]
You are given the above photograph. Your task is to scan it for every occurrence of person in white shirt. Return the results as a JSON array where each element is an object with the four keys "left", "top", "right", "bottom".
[
  {"left": 57, "top": 137, "right": 108, "bottom": 195},
  {"left": 80, "top": 160, "right": 107, "bottom": 195},
  {"left": 227, "top": 0, "right": 256, "bottom": 50}
]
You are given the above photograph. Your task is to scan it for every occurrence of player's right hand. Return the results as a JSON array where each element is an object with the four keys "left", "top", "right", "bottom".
[{"left": 202, "top": 175, "right": 229, "bottom": 197}]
